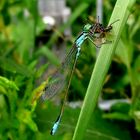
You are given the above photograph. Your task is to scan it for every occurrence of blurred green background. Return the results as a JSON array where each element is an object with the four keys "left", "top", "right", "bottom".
[{"left": 0, "top": 0, "right": 140, "bottom": 140}]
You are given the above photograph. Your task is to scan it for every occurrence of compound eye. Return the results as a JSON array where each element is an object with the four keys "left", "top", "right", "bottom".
[{"left": 83, "top": 24, "right": 92, "bottom": 31}]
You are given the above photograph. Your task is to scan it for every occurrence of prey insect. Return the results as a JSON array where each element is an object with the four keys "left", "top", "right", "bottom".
[{"left": 93, "top": 17, "right": 120, "bottom": 47}]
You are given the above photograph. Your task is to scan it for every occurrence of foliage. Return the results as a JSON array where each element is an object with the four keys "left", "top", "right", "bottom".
[{"left": 0, "top": 0, "right": 140, "bottom": 140}]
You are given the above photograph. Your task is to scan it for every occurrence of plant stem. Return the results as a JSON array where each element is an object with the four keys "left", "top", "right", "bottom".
[{"left": 72, "top": 0, "right": 136, "bottom": 139}]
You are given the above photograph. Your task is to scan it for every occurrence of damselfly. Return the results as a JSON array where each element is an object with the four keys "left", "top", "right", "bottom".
[{"left": 36, "top": 18, "right": 119, "bottom": 135}]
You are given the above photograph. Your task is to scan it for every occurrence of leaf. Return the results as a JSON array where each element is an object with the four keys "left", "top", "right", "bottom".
[
  {"left": 103, "top": 112, "right": 131, "bottom": 121},
  {"left": 73, "top": 0, "right": 136, "bottom": 139},
  {"left": 16, "top": 109, "right": 38, "bottom": 132},
  {"left": 0, "top": 76, "right": 19, "bottom": 91},
  {"left": 0, "top": 57, "right": 32, "bottom": 77}
]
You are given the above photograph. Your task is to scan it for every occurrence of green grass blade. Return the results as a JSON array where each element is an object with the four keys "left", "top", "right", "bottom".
[{"left": 72, "top": 0, "right": 136, "bottom": 139}]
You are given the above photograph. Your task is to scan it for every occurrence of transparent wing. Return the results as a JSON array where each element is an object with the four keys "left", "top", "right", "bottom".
[{"left": 41, "top": 44, "right": 77, "bottom": 101}]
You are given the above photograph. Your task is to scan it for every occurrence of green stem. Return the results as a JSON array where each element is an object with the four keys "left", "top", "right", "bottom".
[{"left": 72, "top": 0, "right": 135, "bottom": 139}]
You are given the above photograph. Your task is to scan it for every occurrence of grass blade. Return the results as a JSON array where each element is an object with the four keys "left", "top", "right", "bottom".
[{"left": 72, "top": 0, "right": 136, "bottom": 139}]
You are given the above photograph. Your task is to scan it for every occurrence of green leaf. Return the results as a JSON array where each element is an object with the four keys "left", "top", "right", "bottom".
[
  {"left": 16, "top": 109, "right": 38, "bottom": 132},
  {"left": 103, "top": 112, "right": 131, "bottom": 121},
  {"left": 110, "top": 102, "right": 130, "bottom": 114},
  {"left": 0, "top": 76, "right": 19, "bottom": 91},
  {"left": 0, "top": 57, "right": 32, "bottom": 77},
  {"left": 73, "top": 0, "right": 136, "bottom": 139},
  {"left": 132, "top": 111, "right": 140, "bottom": 131}
]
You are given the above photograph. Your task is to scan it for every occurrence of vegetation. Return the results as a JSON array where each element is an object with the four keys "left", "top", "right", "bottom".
[{"left": 0, "top": 0, "right": 140, "bottom": 140}]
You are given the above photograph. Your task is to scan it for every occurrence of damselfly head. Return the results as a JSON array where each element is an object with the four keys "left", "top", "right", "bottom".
[
  {"left": 83, "top": 23, "right": 92, "bottom": 32},
  {"left": 95, "top": 23, "right": 104, "bottom": 33}
]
